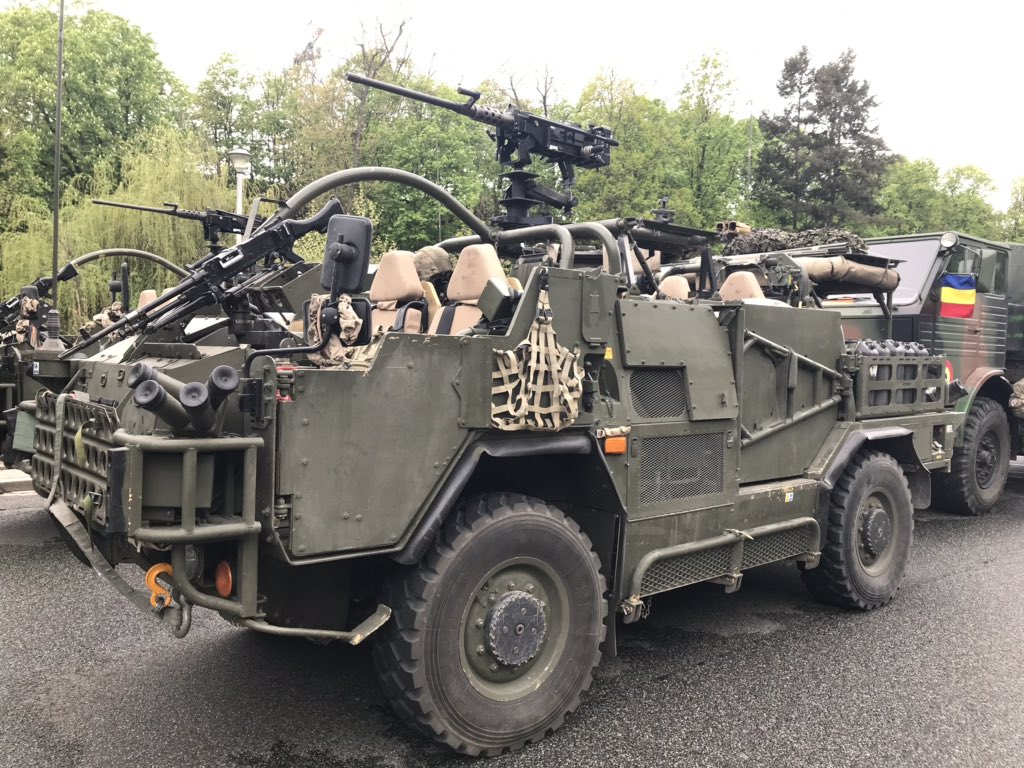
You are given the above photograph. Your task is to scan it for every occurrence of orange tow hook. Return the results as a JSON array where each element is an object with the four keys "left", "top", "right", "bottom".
[{"left": 145, "top": 563, "right": 175, "bottom": 609}]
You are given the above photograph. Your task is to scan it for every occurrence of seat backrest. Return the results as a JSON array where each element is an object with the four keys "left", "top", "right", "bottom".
[
  {"left": 136, "top": 289, "right": 158, "bottom": 311},
  {"left": 718, "top": 271, "right": 765, "bottom": 301},
  {"left": 428, "top": 244, "right": 505, "bottom": 335},
  {"left": 602, "top": 247, "right": 662, "bottom": 275},
  {"left": 370, "top": 250, "right": 425, "bottom": 332},
  {"left": 658, "top": 275, "right": 690, "bottom": 300}
]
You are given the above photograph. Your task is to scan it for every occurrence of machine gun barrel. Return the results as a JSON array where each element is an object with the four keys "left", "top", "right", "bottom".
[
  {"left": 59, "top": 198, "right": 342, "bottom": 359},
  {"left": 92, "top": 199, "right": 205, "bottom": 220},
  {"left": 345, "top": 72, "right": 513, "bottom": 127}
]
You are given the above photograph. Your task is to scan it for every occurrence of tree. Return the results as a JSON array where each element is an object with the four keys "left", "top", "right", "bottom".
[
  {"left": 754, "top": 48, "right": 890, "bottom": 230},
  {"left": 938, "top": 165, "right": 999, "bottom": 238},
  {"left": 1004, "top": 178, "right": 1024, "bottom": 242},
  {"left": 675, "top": 55, "right": 761, "bottom": 227},
  {"left": 754, "top": 47, "right": 817, "bottom": 229},
  {"left": 0, "top": 6, "right": 175, "bottom": 227},
  {"left": 573, "top": 74, "right": 685, "bottom": 223},
  {"left": 192, "top": 54, "right": 256, "bottom": 177},
  {"left": 875, "top": 158, "right": 943, "bottom": 234}
]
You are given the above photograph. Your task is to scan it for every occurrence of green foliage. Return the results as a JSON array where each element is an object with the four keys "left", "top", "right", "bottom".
[
  {"left": 1004, "top": 178, "right": 1024, "bottom": 243},
  {"left": 0, "top": 126, "right": 231, "bottom": 324},
  {"left": 870, "top": 159, "right": 1002, "bottom": 239},
  {"left": 0, "top": 4, "right": 175, "bottom": 231},
  {"left": 755, "top": 47, "right": 890, "bottom": 229}
]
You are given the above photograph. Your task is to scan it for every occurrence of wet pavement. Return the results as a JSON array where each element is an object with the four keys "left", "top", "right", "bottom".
[{"left": 2, "top": 474, "right": 1023, "bottom": 768}]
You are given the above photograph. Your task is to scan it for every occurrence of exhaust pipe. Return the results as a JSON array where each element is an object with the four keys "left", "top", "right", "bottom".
[{"left": 133, "top": 380, "right": 190, "bottom": 432}]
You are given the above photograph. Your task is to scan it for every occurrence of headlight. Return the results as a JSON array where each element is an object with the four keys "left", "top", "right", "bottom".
[{"left": 940, "top": 232, "right": 959, "bottom": 249}]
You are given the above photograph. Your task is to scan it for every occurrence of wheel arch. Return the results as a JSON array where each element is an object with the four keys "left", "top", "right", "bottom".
[
  {"left": 823, "top": 427, "right": 930, "bottom": 510},
  {"left": 394, "top": 434, "right": 625, "bottom": 591},
  {"left": 957, "top": 368, "right": 1016, "bottom": 452}
]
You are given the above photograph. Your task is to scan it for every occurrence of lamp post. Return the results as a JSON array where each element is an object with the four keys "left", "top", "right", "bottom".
[{"left": 227, "top": 148, "right": 251, "bottom": 244}]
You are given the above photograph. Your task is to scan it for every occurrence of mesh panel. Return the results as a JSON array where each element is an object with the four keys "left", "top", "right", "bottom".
[
  {"left": 630, "top": 369, "right": 687, "bottom": 419},
  {"left": 638, "top": 434, "right": 724, "bottom": 505},
  {"left": 640, "top": 545, "right": 732, "bottom": 595},
  {"left": 741, "top": 526, "right": 814, "bottom": 569}
]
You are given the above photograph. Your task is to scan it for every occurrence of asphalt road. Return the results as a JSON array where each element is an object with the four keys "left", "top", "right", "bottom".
[{"left": 2, "top": 475, "right": 1024, "bottom": 768}]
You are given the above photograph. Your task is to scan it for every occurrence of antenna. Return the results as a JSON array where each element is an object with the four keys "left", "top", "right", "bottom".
[{"left": 51, "top": 0, "right": 66, "bottom": 311}]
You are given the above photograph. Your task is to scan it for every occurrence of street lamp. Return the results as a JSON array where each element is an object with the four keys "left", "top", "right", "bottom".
[{"left": 227, "top": 148, "right": 251, "bottom": 244}]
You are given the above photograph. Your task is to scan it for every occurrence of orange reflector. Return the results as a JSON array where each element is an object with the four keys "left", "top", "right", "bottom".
[
  {"left": 604, "top": 436, "right": 627, "bottom": 454},
  {"left": 215, "top": 560, "right": 234, "bottom": 598},
  {"left": 604, "top": 347, "right": 614, "bottom": 360}
]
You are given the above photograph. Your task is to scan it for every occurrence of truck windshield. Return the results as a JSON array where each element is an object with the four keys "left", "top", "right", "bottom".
[
  {"left": 824, "top": 239, "right": 940, "bottom": 307},
  {"left": 868, "top": 239, "right": 940, "bottom": 305}
]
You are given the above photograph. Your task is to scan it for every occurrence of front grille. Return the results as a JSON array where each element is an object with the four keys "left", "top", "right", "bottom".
[
  {"left": 640, "top": 545, "right": 732, "bottom": 595},
  {"left": 630, "top": 368, "right": 687, "bottom": 419},
  {"left": 638, "top": 433, "right": 725, "bottom": 505},
  {"left": 741, "top": 526, "right": 814, "bottom": 569},
  {"left": 32, "top": 391, "right": 119, "bottom": 525}
]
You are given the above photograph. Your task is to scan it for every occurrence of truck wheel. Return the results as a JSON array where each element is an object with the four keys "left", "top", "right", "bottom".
[
  {"left": 802, "top": 450, "right": 912, "bottom": 610},
  {"left": 933, "top": 396, "right": 1009, "bottom": 516},
  {"left": 374, "top": 493, "right": 607, "bottom": 756}
]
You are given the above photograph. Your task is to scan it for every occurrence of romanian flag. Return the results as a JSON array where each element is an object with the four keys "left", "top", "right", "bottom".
[{"left": 939, "top": 274, "right": 976, "bottom": 318}]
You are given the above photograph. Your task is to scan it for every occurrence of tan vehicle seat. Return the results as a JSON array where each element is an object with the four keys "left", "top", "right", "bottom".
[
  {"left": 136, "top": 289, "right": 158, "bottom": 311},
  {"left": 658, "top": 275, "right": 690, "bottom": 300},
  {"left": 718, "top": 271, "right": 765, "bottom": 301},
  {"left": 429, "top": 244, "right": 505, "bottom": 334},
  {"left": 370, "top": 250, "right": 426, "bottom": 333}
]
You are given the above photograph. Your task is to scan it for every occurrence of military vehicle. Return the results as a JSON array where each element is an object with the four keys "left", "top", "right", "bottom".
[
  {"left": 824, "top": 232, "right": 1023, "bottom": 516},
  {"left": 29, "top": 76, "right": 963, "bottom": 756},
  {"left": 0, "top": 248, "right": 188, "bottom": 465}
]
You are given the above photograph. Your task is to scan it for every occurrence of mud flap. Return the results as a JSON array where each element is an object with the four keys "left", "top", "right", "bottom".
[{"left": 48, "top": 500, "right": 187, "bottom": 633}]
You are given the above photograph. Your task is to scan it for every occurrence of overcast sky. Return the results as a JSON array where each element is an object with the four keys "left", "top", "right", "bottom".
[{"left": 54, "top": 1, "right": 1024, "bottom": 209}]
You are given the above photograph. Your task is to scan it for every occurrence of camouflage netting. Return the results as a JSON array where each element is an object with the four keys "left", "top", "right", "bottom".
[
  {"left": 491, "top": 290, "right": 583, "bottom": 432},
  {"left": 722, "top": 228, "right": 867, "bottom": 256},
  {"left": 79, "top": 301, "right": 125, "bottom": 337},
  {"left": 307, "top": 294, "right": 384, "bottom": 370}
]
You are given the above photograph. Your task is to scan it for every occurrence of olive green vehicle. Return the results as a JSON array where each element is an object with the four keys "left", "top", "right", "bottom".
[
  {"left": 825, "top": 232, "right": 1024, "bottom": 516},
  {"left": 26, "top": 164, "right": 964, "bottom": 755},
  {"left": 0, "top": 248, "right": 188, "bottom": 466}
]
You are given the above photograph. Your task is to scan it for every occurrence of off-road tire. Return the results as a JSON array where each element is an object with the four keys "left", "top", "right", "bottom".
[
  {"left": 802, "top": 450, "right": 913, "bottom": 610},
  {"left": 932, "top": 396, "right": 1009, "bottom": 516},
  {"left": 373, "top": 493, "right": 607, "bottom": 756}
]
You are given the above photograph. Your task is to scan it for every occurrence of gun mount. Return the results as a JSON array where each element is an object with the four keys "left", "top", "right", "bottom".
[
  {"left": 92, "top": 200, "right": 265, "bottom": 253},
  {"left": 345, "top": 73, "right": 618, "bottom": 230}
]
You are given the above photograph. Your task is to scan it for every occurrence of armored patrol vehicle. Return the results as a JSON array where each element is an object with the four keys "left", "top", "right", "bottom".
[{"left": 28, "top": 77, "right": 963, "bottom": 755}]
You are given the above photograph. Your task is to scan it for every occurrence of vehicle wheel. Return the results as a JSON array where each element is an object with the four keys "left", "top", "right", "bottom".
[
  {"left": 374, "top": 492, "right": 607, "bottom": 756},
  {"left": 932, "top": 396, "right": 1009, "bottom": 516},
  {"left": 802, "top": 450, "right": 913, "bottom": 610}
]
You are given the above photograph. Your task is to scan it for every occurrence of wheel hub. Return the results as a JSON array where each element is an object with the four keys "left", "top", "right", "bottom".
[
  {"left": 486, "top": 591, "right": 546, "bottom": 668},
  {"left": 861, "top": 505, "right": 892, "bottom": 558}
]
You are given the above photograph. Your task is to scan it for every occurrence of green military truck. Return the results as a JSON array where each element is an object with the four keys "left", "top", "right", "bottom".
[
  {"left": 827, "top": 232, "right": 1024, "bottom": 515},
  {"left": 28, "top": 161, "right": 964, "bottom": 754}
]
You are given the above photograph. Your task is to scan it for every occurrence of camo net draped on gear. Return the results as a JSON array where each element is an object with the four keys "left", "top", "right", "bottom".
[
  {"left": 491, "top": 290, "right": 583, "bottom": 431},
  {"left": 307, "top": 293, "right": 382, "bottom": 370},
  {"left": 79, "top": 301, "right": 125, "bottom": 337},
  {"left": 723, "top": 227, "right": 867, "bottom": 256}
]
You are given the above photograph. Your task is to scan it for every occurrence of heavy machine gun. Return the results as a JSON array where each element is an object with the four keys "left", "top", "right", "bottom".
[
  {"left": 346, "top": 73, "right": 618, "bottom": 229},
  {"left": 92, "top": 199, "right": 265, "bottom": 253},
  {"left": 60, "top": 199, "right": 343, "bottom": 358}
]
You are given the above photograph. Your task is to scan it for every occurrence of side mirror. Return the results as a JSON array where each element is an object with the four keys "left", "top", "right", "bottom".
[
  {"left": 976, "top": 249, "right": 1005, "bottom": 294},
  {"left": 320, "top": 214, "right": 372, "bottom": 297}
]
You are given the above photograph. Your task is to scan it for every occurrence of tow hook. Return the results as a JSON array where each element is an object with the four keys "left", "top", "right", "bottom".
[
  {"left": 144, "top": 563, "right": 193, "bottom": 639},
  {"left": 145, "top": 562, "right": 175, "bottom": 609}
]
